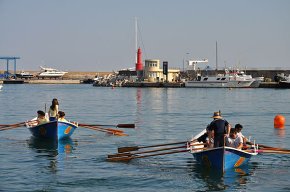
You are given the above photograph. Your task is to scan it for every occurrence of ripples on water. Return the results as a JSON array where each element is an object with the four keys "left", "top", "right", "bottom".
[{"left": 0, "top": 84, "right": 290, "bottom": 191}]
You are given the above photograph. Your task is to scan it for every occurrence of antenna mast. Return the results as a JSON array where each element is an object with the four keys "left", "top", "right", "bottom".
[{"left": 135, "top": 17, "right": 138, "bottom": 63}]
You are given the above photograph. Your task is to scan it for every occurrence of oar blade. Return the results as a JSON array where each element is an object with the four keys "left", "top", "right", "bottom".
[
  {"left": 118, "top": 146, "right": 139, "bottom": 153},
  {"left": 107, "top": 156, "right": 133, "bottom": 162},
  {"left": 113, "top": 132, "right": 129, "bottom": 137},
  {"left": 80, "top": 125, "right": 128, "bottom": 136},
  {"left": 107, "top": 153, "right": 132, "bottom": 158},
  {"left": 116, "top": 124, "right": 135, "bottom": 128},
  {"left": 106, "top": 128, "right": 124, "bottom": 133}
]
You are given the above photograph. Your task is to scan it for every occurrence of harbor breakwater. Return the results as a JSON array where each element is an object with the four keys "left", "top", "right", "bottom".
[{"left": 1, "top": 69, "right": 289, "bottom": 87}]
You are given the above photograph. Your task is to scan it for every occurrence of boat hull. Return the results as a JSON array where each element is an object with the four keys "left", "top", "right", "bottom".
[
  {"left": 15, "top": 73, "right": 34, "bottom": 79},
  {"left": 192, "top": 147, "right": 255, "bottom": 172},
  {"left": 278, "top": 81, "right": 290, "bottom": 88},
  {"left": 185, "top": 80, "right": 254, "bottom": 88},
  {"left": 37, "top": 73, "right": 67, "bottom": 78},
  {"left": 28, "top": 121, "right": 77, "bottom": 140}
]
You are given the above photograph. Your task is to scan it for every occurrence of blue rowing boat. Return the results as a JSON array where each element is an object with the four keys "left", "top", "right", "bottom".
[
  {"left": 27, "top": 120, "right": 78, "bottom": 140},
  {"left": 189, "top": 146, "right": 257, "bottom": 173}
]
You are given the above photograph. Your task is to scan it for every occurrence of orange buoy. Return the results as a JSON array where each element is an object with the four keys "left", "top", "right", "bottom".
[{"left": 274, "top": 114, "right": 286, "bottom": 129}]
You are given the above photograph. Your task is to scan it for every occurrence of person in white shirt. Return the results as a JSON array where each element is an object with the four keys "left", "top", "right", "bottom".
[
  {"left": 48, "top": 98, "right": 59, "bottom": 121},
  {"left": 58, "top": 111, "right": 68, "bottom": 122},
  {"left": 235, "top": 123, "right": 247, "bottom": 144},
  {"left": 226, "top": 128, "right": 243, "bottom": 149}
]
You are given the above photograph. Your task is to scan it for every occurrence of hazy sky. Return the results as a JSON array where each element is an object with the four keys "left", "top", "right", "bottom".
[{"left": 0, "top": 0, "right": 289, "bottom": 72}]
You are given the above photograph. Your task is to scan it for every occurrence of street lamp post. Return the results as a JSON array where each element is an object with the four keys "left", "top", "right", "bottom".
[{"left": 183, "top": 53, "right": 189, "bottom": 72}]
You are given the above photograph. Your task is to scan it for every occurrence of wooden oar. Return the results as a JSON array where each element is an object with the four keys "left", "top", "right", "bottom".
[
  {"left": 107, "top": 147, "right": 207, "bottom": 162},
  {"left": 80, "top": 125, "right": 128, "bottom": 136},
  {"left": 0, "top": 122, "right": 25, "bottom": 128},
  {"left": 259, "top": 150, "right": 290, "bottom": 154},
  {"left": 110, "top": 142, "right": 206, "bottom": 158},
  {"left": 0, "top": 125, "right": 24, "bottom": 131},
  {"left": 246, "top": 141, "right": 289, "bottom": 151},
  {"left": 246, "top": 141, "right": 274, "bottom": 149},
  {"left": 117, "top": 141, "right": 189, "bottom": 153},
  {"left": 0, "top": 122, "right": 27, "bottom": 131},
  {"left": 246, "top": 149, "right": 290, "bottom": 154},
  {"left": 81, "top": 125, "right": 127, "bottom": 136},
  {"left": 107, "top": 149, "right": 190, "bottom": 162},
  {"left": 79, "top": 123, "right": 135, "bottom": 128},
  {"left": 108, "top": 145, "right": 188, "bottom": 158},
  {"left": 0, "top": 119, "right": 38, "bottom": 129},
  {"left": 258, "top": 147, "right": 290, "bottom": 152}
]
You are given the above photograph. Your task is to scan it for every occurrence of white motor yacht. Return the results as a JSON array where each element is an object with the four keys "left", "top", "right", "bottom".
[
  {"left": 37, "top": 66, "right": 68, "bottom": 79},
  {"left": 185, "top": 69, "right": 256, "bottom": 88}
]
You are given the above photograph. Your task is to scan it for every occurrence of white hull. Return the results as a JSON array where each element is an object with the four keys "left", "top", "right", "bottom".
[
  {"left": 250, "top": 79, "right": 263, "bottom": 88},
  {"left": 37, "top": 66, "right": 67, "bottom": 78},
  {"left": 185, "top": 80, "right": 254, "bottom": 88},
  {"left": 38, "top": 72, "right": 67, "bottom": 78},
  {"left": 185, "top": 69, "right": 260, "bottom": 88},
  {"left": 0, "top": 84, "right": 2, "bottom": 90}
]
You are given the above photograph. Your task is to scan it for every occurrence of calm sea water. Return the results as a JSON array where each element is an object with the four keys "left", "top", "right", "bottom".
[{"left": 0, "top": 84, "right": 290, "bottom": 192}]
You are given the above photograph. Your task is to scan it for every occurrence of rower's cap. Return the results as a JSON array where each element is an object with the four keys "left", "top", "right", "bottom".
[{"left": 212, "top": 112, "right": 222, "bottom": 119}]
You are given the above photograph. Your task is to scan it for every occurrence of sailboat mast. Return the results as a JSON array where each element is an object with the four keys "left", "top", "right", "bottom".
[{"left": 216, "top": 41, "right": 218, "bottom": 73}]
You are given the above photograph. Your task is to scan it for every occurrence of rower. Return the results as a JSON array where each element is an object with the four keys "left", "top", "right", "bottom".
[
  {"left": 196, "top": 125, "right": 214, "bottom": 148},
  {"left": 234, "top": 124, "right": 247, "bottom": 144},
  {"left": 225, "top": 128, "right": 243, "bottom": 149},
  {"left": 37, "top": 110, "right": 49, "bottom": 125},
  {"left": 58, "top": 111, "right": 68, "bottom": 122}
]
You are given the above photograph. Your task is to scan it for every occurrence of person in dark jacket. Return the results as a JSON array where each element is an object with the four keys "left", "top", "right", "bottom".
[{"left": 208, "top": 111, "right": 231, "bottom": 147}]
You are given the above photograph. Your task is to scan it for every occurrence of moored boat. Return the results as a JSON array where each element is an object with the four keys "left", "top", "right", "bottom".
[
  {"left": 278, "top": 80, "right": 290, "bottom": 88},
  {"left": 185, "top": 69, "right": 256, "bottom": 88},
  {"left": 274, "top": 73, "right": 290, "bottom": 88},
  {"left": 37, "top": 66, "right": 68, "bottom": 79},
  {"left": 26, "top": 120, "right": 78, "bottom": 140},
  {"left": 235, "top": 70, "right": 263, "bottom": 88},
  {"left": 15, "top": 71, "right": 34, "bottom": 79},
  {"left": 0, "top": 84, "right": 2, "bottom": 90}
]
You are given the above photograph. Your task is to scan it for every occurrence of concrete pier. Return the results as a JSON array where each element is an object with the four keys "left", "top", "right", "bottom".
[
  {"left": 258, "top": 82, "right": 279, "bottom": 88},
  {"left": 123, "top": 82, "right": 184, "bottom": 88},
  {"left": 3, "top": 80, "right": 24, "bottom": 84},
  {"left": 26, "top": 79, "right": 80, "bottom": 84}
]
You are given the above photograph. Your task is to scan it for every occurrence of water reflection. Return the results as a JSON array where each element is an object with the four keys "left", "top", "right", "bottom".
[
  {"left": 27, "top": 137, "right": 74, "bottom": 155},
  {"left": 274, "top": 129, "right": 286, "bottom": 138},
  {"left": 26, "top": 137, "right": 76, "bottom": 173},
  {"left": 187, "top": 161, "right": 252, "bottom": 191},
  {"left": 134, "top": 88, "right": 143, "bottom": 127}
]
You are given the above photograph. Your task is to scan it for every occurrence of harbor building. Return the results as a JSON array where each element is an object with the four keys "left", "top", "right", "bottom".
[{"left": 143, "top": 59, "right": 180, "bottom": 82}]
